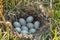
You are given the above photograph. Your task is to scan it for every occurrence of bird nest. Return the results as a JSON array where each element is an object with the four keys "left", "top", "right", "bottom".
[{"left": 4, "top": 2, "right": 51, "bottom": 40}]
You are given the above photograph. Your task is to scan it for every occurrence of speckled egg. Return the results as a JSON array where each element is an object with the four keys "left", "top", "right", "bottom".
[
  {"left": 21, "top": 30, "right": 28, "bottom": 34},
  {"left": 15, "top": 27, "right": 21, "bottom": 33},
  {"left": 34, "top": 21, "right": 40, "bottom": 29},
  {"left": 13, "top": 22, "right": 21, "bottom": 27},
  {"left": 19, "top": 18, "right": 26, "bottom": 25},
  {"left": 21, "top": 26, "right": 28, "bottom": 31},
  {"left": 29, "top": 28, "right": 36, "bottom": 34},
  {"left": 26, "top": 16, "right": 34, "bottom": 23},
  {"left": 27, "top": 23, "right": 34, "bottom": 28}
]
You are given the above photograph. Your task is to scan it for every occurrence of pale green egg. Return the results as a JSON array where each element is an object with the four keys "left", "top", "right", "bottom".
[
  {"left": 13, "top": 22, "right": 21, "bottom": 27},
  {"left": 27, "top": 23, "right": 34, "bottom": 28},
  {"left": 26, "top": 16, "right": 34, "bottom": 23},
  {"left": 29, "top": 28, "right": 36, "bottom": 34},
  {"left": 34, "top": 21, "right": 40, "bottom": 29},
  {"left": 15, "top": 27, "right": 21, "bottom": 33},
  {"left": 19, "top": 18, "right": 26, "bottom": 26},
  {"left": 21, "top": 26, "right": 28, "bottom": 31},
  {"left": 21, "top": 30, "right": 28, "bottom": 34}
]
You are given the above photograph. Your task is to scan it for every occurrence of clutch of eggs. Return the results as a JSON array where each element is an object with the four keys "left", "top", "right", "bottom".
[{"left": 13, "top": 16, "right": 40, "bottom": 34}]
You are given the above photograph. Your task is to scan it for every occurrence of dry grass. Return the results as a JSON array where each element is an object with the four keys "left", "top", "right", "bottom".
[{"left": 0, "top": 0, "right": 60, "bottom": 40}]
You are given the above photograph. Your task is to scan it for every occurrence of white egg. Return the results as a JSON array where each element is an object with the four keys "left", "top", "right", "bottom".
[
  {"left": 26, "top": 16, "right": 34, "bottom": 23},
  {"left": 27, "top": 23, "right": 34, "bottom": 28},
  {"left": 15, "top": 27, "right": 21, "bottom": 33},
  {"left": 13, "top": 22, "right": 21, "bottom": 27},
  {"left": 19, "top": 18, "right": 26, "bottom": 25},
  {"left": 21, "top": 30, "right": 28, "bottom": 34},
  {"left": 29, "top": 28, "right": 36, "bottom": 34},
  {"left": 34, "top": 21, "right": 40, "bottom": 29},
  {"left": 21, "top": 26, "right": 28, "bottom": 31}
]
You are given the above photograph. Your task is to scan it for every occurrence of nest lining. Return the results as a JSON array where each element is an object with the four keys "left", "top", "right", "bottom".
[{"left": 4, "top": 3, "right": 51, "bottom": 40}]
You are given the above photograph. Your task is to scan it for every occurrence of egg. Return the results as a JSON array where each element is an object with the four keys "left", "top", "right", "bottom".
[
  {"left": 21, "top": 26, "right": 28, "bottom": 31},
  {"left": 15, "top": 27, "right": 21, "bottom": 33},
  {"left": 19, "top": 18, "right": 26, "bottom": 25},
  {"left": 13, "top": 22, "right": 21, "bottom": 27},
  {"left": 34, "top": 21, "right": 40, "bottom": 29},
  {"left": 26, "top": 16, "right": 34, "bottom": 23},
  {"left": 29, "top": 28, "right": 36, "bottom": 34},
  {"left": 27, "top": 23, "right": 34, "bottom": 28},
  {"left": 21, "top": 30, "right": 28, "bottom": 34}
]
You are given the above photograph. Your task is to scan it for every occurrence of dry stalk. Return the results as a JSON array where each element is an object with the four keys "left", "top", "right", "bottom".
[
  {"left": 0, "top": 0, "right": 13, "bottom": 28},
  {"left": 0, "top": 0, "right": 6, "bottom": 27}
]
